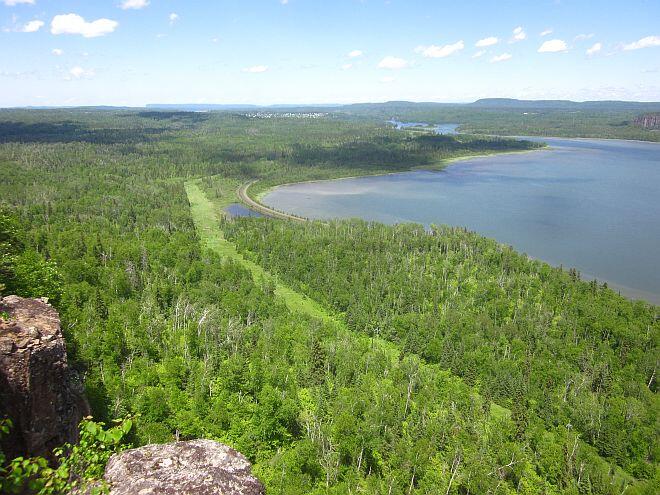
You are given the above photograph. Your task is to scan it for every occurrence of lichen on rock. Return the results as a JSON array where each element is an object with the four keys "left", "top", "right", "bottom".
[{"left": 104, "top": 439, "right": 265, "bottom": 495}]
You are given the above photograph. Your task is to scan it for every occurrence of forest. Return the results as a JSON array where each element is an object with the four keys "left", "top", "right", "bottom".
[
  {"left": 0, "top": 109, "right": 657, "bottom": 494},
  {"left": 338, "top": 101, "right": 660, "bottom": 141},
  {"left": 137, "top": 100, "right": 660, "bottom": 141}
]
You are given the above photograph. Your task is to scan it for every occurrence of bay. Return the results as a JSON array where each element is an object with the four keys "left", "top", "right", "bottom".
[{"left": 263, "top": 136, "right": 660, "bottom": 303}]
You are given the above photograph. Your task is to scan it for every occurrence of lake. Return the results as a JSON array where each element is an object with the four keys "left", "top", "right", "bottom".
[
  {"left": 262, "top": 137, "right": 660, "bottom": 304},
  {"left": 387, "top": 120, "right": 459, "bottom": 135},
  {"left": 225, "top": 203, "right": 265, "bottom": 218}
]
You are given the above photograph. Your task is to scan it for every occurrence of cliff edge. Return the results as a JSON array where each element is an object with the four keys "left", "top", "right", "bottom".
[
  {"left": 0, "top": 295, "right": 89, "bottom": 461},
  {"left": 0, "top": 296, "right": 265, "bottom": 494}
]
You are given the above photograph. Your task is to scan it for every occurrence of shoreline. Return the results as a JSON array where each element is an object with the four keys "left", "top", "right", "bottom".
[
  {"left": 236, "top": 137, "right": 659, "bottom": 306},
  {"left": 239, "top": 181, "right": 307, "bottom": 222},
  {"left": 385, "top": 120, "right": 660, "bottom": 145},
  {"left": 251, "top": 131, "right": 660, "bottom": 204},
  {"left": 476, "top": 132, "right": 660, "bottom": 145},
  {"left": 252, "top": 146, "right": 549, "bottom": 203}
]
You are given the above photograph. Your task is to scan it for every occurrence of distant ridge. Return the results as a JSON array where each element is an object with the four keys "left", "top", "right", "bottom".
[
  {"left": 146, "top": 103, "right": 341, "bottom": 111},
  {"left": 469, "top": 98, "right": 660, "bottom": 110},
  {"left": 147, "top": 104, "right": 259, "bottom": 111},
  {"left": 4, "top": 99, "right": 660, "bottom": 112},
  {"left": 147, "top": 99, "right": 660, "bottom": 113}
]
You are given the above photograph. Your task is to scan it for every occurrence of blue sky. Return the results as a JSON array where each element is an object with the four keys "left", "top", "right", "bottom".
[{"left": 1, "top": 0, "right": 659, "bottom": 106}]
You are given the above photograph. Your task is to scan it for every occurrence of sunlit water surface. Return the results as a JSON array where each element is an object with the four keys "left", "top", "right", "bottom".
[{"left": 263, "top": 137, "right": 660, "bottom": 303}]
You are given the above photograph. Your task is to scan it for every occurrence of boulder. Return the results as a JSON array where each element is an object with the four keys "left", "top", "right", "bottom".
[
  {"left": 0, "top": 295, "right": 89, "bottom": 461},
  {"left": 104, "top": 439, "right": 265, "bottom": 495}
]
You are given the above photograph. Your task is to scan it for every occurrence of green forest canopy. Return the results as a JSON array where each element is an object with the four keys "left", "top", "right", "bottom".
[{"left": 0, "top": 109, "right": 657, "bottom": 494}]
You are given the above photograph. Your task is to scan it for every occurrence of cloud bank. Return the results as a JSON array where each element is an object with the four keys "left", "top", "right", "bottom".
[
  {"left": 511, "top": 26, "right": 526, "bottom": 42},
  {"left": 51, "top": 14, "right": 118, "bottom": 38},
  {"left": 586, "top": 42, "right": 602, "bottom": 56},
  {"left": 415, "top": 40, "right": 464, "bottom": 58},
  {"left": 21, "top": 19, "right": 43, "bottom": 32},
  {"left": 475, "top": 37, "right": 498, "bottom": 47},
  {"left": 377, "top": 56, "right": 408, "bottom": 69},
  {"left": 120, "top": 0, "right": 149, "bottom": 10},
  {"left": 538, "top": 39, "right": 568, "bottom": 53},
  {"left": 3, "top": 0, "right": 35, "bottom": 6},
  {"left": 623, "top": 35, "right": 660, "bottom": 50},
  {"left": 491, "top": 53, "right": 512, "bottom": 63}
]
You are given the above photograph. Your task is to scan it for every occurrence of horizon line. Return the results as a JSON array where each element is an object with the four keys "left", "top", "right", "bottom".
[{"left": 3, "top": 97, "right": 660, "bottom": 110}]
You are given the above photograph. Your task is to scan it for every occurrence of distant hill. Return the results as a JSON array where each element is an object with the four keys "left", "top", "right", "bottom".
[
  {"left": 469, "top": 98, "right": 660, "bottom": 111},
  {"left": 146, "top": 103, "right": 341, "bottom": 112},
  {"left": 146, "top": 104, "right": 260, "bottom": 111},
  {"left": 6, "top": 99, "right": 660, "bottom": 113}
]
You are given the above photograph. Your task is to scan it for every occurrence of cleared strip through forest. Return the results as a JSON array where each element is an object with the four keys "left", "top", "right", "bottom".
[
  {"left": 185, "top": 179, "right": 332, "bottom": 321},
  {"left": 187, "top": 177, "right": 643, "bottom": 485},
  {"left": 188, "top": 177, "right": 514, "bottom": 411}
]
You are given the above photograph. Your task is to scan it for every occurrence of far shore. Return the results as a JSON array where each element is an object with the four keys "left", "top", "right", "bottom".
[{"left": 252, "top": 145, "right": 549, "bottom": 204}]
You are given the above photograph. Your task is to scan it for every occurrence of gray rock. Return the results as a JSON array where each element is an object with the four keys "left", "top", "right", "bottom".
[
  {"left": 0, "top": 295, "right": 90, "bottom": 461},
  {"left": 105, "top": 439, "right": 265, "bottom": 495}
]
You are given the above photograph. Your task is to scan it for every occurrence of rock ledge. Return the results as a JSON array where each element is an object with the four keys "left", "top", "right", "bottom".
[
  {"left": 0, "top": 295, "right": 89, "bottom": 460},
  {"left": 105, "top": 439, "right": 265, "bottom": 495}
]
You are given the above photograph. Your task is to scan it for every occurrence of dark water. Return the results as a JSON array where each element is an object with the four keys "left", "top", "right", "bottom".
[
  {"left": 225, "top": 203, "right": 264, "bottom": 218},
  {"left": 263, "top": 137, "right": 660, "bottom": 303},
  {"left": 388, "top": 120, "right": 459, "bottom": 135}
]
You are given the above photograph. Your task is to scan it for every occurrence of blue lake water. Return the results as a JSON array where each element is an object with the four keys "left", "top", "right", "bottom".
[
  {"left": 263, "top": 137, "right": 660, "bottom": 303},
  {"left": 225, "top": 203, "right": 264, "bottom": 218}
]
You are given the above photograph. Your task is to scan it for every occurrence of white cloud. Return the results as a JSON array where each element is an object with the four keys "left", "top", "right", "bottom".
[
  {"left": 341, "top": 63, "right": 352, "bottom": 70},
  {"left": 242, "top": 65, "right": 268, "bottom": 73},
  {"left": 538, "top": 39, "right": 568, "bottom": 53},
  {"left": 169, "top": 12, "right": 179, "bottom": 24},
  {"left": 586, "top": 42, "right": 602, "bottom": 56},
  {"left": 67, "top": 66, "right": 94, "bottom": 80},
  {"left": 51, "top": 14, "right": 118, "bottom": 38},
  {"left": 511, "top": 26, "right": 526, "bottom": 42},
  {"left": 120, "top": 0, "right": 149, "bottom": 10},
  {"left": 472, "top": 50, "right": 486, "bottom": 58},
  {"left": 475, "top": 36, "right": 498, "bottom": 47},
  {"left": 540, "top": 29, "right": 553, "bottom": 37},
  {"left": 69, "top": 67, "right": 85, "bottom": 78},
  {"left": 377, "top": 56, "right": 408, "bottom": 69},
  {"left": 52, "top": 48, "right": 63, "bottom": 56},
  {"left": 347, "top": 49, "right": 363, "bottom": 58},
  {"left": 20, "top": 19, "right": 43, "bottom": 32},
  {"left": 414, "top": 40, "right": 464, "bottom": 58},
  {"left": 3, "top": 0, "right": 35, "bottom": 5},
  {"left": 574, "top": 33, "right": 594, "bottom": 41},
  {"left": 380, "top": 76, "right": 395, "bottom": 83},
  {"left": 280, "top": 0, "right": 289, "bottom": 4},
  {"left": 490, "top": 53, "right": 512, "bottom": 63},
  {"left": 623, "top": 35, "right": 660, "bottom": 51}
]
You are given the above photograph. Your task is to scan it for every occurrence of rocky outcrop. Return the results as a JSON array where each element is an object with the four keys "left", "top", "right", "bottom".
[
  {"left": 0, "top": 295, "right": 89, "bottom": 461},
  {"left": 104, "top": 439, "right": 265, "bottom": 495},
  {"left": 0, "top": 297, "right": 265, "bottom": 494},
  {"left": 633, "top": 113, "right": 660, "bottom": 129}
]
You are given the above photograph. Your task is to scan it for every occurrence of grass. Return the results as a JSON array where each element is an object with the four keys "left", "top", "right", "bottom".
[
  {"left": 185, "top": 179, "right": 335, "bottom": 322},
  {"left": 186, "top": 177, "right": 641, "bottom": 477}
]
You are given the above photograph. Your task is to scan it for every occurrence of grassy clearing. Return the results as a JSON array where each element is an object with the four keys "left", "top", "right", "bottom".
[
  {"left": 186, "top": 178, "right": 520, "bottom": 425},
  {"left": 185, "top": 179, "right": 334, "bottom": 322}
]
